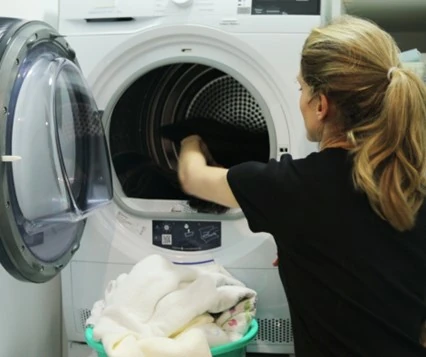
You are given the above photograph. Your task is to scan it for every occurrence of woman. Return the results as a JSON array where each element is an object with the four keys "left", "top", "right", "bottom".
[{"left": 177, "top": 15, "right": 426, "bottom": 356}]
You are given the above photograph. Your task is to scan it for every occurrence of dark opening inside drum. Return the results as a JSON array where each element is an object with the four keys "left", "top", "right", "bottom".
[{"left": 109, "top": 63, "right": 270, "bottom": 212}]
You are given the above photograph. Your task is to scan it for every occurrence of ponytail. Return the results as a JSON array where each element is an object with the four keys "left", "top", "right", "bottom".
[
  {"left": 301, "top": 15, "right": 426, "bottom": 231},
  {"left": 351, "top": 68, "right": 426, "bottom": 231}
]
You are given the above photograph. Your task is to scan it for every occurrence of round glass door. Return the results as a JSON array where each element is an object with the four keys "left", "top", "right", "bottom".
[{"left": 0, "top": 19, "right": 113, "bottom": 282}]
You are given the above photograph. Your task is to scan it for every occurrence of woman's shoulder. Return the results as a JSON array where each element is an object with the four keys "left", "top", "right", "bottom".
[
  {"left": 228, "top": 148, "right": 351, "bottom": 190},
  {"left": 280, "top": 147, "right": 351, "bottom": 173}
]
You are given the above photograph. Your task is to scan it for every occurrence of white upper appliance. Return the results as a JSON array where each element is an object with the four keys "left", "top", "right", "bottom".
[{"left": 0, "top": 0, "right": 335, "bottom": 355}]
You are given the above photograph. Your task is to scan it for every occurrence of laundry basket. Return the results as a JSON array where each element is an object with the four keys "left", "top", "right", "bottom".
[{"left": 85, "top": 319, "right": 258, "bottom": 357}]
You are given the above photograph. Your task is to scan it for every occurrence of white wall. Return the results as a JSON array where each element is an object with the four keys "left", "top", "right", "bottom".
[
  {"left": 2, "top": 0, "right": 59, "bottom": 27},
  {"left": 0, "top": 266, "right": 61, "bottom": 357},
  {"left": 2, "top": 3, "right": 63, "bottom": 357}
]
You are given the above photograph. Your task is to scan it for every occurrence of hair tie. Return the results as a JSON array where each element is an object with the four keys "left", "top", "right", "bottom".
[
  {"left": 387, "top": 67, "right": 398, "bottom": 81},
  {"left": 347, "top": 130, "right": 357, "bottom": 146}
]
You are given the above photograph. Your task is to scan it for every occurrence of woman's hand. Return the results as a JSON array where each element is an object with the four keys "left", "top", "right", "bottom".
[
  {"left": 177, "top": 135, "right": 240, "bottom": 209},
  {"left": 272, "top": 255, "right": 279, "bottom": 267},
  {"left": 180, "top": 134, "right": 202, "bottom": 148},
  {"left": 180, "top": 135, "right": 217, "bottom": 165}
]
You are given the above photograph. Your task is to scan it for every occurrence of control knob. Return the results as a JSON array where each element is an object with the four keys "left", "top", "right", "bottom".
[{"left": 172, "top": 0, "right": 193, "bottom": 7}]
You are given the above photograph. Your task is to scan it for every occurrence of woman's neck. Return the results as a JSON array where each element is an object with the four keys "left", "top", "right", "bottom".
[{"left": 319, "top": 124, "right": 354, "bottom": 151}]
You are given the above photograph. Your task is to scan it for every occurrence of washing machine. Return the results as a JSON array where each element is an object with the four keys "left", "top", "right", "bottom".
[{"left": 0, "top": 0, "right": 334, "bottom": 356}]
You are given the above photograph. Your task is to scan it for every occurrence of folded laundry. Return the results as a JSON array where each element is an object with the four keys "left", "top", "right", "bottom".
[{"left": 86, "top": 254, "right": 257, "bottom": 357}]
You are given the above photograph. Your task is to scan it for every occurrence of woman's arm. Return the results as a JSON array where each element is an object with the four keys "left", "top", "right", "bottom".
[{"left": 178, "top": 135, "right": 240, "bottom": 208}]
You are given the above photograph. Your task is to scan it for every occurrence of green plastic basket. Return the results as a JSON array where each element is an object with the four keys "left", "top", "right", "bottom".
[{"left": 85, "top": 319, "right": 258, "bottom": 357}]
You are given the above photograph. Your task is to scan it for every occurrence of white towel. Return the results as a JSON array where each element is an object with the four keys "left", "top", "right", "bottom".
[
  {"left": 87, "top": 254, "right": 256, "bottom": 357},
  {"left": 170, "top": 314, "right": 229, "bottom": 348}
]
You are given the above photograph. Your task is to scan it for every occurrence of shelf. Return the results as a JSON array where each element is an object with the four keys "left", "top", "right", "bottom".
[{"left": 343, "top": 0, "right": 426, "bottom": 32}]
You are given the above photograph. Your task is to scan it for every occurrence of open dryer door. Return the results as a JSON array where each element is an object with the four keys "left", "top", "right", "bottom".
[{"left": 0, "top": 18, "right": 113, "bottom": 283}]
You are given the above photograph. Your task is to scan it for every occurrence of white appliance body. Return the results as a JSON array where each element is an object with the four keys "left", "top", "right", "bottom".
[{"left": 58, "top": 0, "right": 331, "bottom": 354}]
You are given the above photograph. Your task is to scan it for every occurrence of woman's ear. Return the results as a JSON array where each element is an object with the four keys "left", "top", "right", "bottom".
[{"left": 316, "top": 94, "right": 329, "bottom": 122}]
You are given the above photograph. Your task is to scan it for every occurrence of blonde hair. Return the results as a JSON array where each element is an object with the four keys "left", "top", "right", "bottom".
[{"left": 301, "top": 15, "right": 426, "bottom": 231}]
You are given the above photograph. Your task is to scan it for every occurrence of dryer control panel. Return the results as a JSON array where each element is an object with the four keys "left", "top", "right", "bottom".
[
  {"left": 251, "top": 0, "right": 321, "bottom": 15},
  {"left": 59, "top": 0, "right": 327, "bottom": 35},
  {"left": 153, "top": 220, "right": 221, "bottom": 251}
]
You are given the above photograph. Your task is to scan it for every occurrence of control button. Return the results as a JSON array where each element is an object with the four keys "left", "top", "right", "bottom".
[
  {"left": 164, "top": 225, "right": 170, "bottom": 231},
  {"left": 172, "top": 0, "right": 193, "bottom": 7},
  {"left": 184, "top": 224, "right": 189, "bottom": 229}
]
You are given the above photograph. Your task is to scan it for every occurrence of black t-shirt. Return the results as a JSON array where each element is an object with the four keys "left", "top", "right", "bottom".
[{"left": 227, "top": 148, "right": 426, "bottom": 357}]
